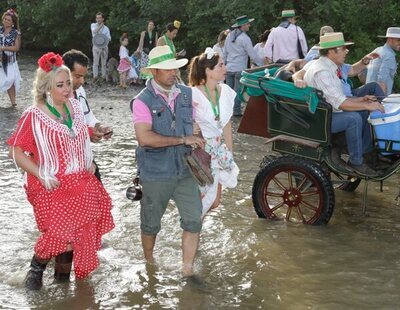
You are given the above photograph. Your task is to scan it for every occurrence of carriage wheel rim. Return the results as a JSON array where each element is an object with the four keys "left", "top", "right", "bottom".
[{"left": 260, "top": 167, "right": 324, "bottom": 224}]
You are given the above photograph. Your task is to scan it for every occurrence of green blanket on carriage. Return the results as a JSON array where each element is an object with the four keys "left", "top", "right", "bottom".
[{"left": 240, "top": 69, "right": 320, "bottom": 113}]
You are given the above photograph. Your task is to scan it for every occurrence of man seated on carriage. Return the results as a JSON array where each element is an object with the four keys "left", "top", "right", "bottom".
[
  {"left": 299, "top": 32, "right": 385, "bottom": 175},
  {"left": 292, "top": 50, "right": 385, "bottom": 100},
  {"left": 287, "top": 25, "right": 384, "bottom": 99}
]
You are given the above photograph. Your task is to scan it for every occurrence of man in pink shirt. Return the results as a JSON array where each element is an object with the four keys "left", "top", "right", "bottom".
[
  {"left": 264, "top": 9, "right": 308, "bottom": 63},
  {"left": 131, "top": 46, "right": 204, "bottom": 278}
]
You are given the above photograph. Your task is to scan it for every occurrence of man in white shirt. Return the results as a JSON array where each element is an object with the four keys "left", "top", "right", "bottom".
[
  {"left": 63, "top": 49, "right": 113, "bottom": 181},
  {"left": 303, "top": 33, "right": 384, "bottom": 176},
  {"left": 91, "top": 12, "right": 111, "bottom": 81},
  {"left": 264, "top": 9, "right": 308, "bottom": 63}
]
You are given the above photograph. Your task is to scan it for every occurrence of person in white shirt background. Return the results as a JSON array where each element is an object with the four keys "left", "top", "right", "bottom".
[
  {"left": 91, "top": 12, "right": 111, "bottom": 81},
  {"left": 253, "top": 29, "right": 271, "bottom": 67}
]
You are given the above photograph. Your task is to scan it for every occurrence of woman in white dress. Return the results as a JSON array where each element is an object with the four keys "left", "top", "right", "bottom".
[
  {"left": 253, "top": 29, "right": 271, "bottom": 67},
  {"left": 212, "top": 30, "right": 229, "bottom": 57},
  {"left": 188, "top": 47, "right": 239, "bottom": 216},
  {"left": 0, "top": 9, "right": 21, "bottom": 106}
]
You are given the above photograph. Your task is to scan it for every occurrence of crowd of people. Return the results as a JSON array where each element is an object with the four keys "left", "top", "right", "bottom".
[{"left": 2, "top": 6, "right": 400, "bottom": 292}]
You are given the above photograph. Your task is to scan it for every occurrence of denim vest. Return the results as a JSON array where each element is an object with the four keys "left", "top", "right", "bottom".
[{"left": 135, "top": 82, "right": 193, "bottom": 181}]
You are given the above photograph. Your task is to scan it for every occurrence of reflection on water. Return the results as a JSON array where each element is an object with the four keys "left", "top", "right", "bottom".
[{"left": 0, "top": 56, "right": 399, "bottom": 309}]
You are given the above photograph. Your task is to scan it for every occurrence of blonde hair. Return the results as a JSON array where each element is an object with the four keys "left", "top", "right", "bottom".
[{"left": 32, "top": 65, "right": 71, "bottom": 105}]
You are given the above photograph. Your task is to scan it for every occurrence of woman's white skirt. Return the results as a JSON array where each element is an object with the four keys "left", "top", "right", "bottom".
[{"left": 0, "top": 61, "right": 21, "bottom": 92}]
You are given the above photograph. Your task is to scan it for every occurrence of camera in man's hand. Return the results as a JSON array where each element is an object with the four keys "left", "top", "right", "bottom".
[{"left": 126, "top": 177, "right": 142, "bottom": 201}]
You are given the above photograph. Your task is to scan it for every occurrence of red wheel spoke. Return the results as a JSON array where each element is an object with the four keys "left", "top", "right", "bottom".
[
  {"left": 285, "top": 206, "right": 293, "bottom": 221},
  {"left": 266, "top": 191, "right": 284, "bottom": 198},
  {"left": 272, "top": 176, "right": 287, "bottom": 191},
  {"left": 271, "top": 201, "right": 286, "bottom": 212},
  {"left": 301, "top": 200, "right": 318, "bottom": 211},
  {"left": 295, "top": 205, "right": 306, "bottom": 223},
  {"left": 301, "top": 190, "right": 319, "bottom": 197},
  {"left": 296, "top": 176, "right": 307, "bottom": 190},
  {"left": 287, "top": 171, "right": 293, "bottom": 188}
]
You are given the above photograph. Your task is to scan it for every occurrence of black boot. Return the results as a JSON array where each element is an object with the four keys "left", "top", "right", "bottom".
[
  {"left": 24, "top": 255, "right": 49, "bottom": 290},
  {"left": 54, "top": 251, "right": 73, "bottom": 282}
]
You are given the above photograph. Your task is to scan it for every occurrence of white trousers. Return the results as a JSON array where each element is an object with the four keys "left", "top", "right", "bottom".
[{"left": 92, "top": 46, "right": 108, "bottom": 79}]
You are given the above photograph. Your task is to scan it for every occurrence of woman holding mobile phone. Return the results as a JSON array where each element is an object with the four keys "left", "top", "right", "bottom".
[{"left": 157, "top": 20, "right": 186, "bottom": 58}]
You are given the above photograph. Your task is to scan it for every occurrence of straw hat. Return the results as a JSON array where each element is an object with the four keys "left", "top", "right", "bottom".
[
  {"left": 141, "top": 46, "right": 188, "bottom": 74},
  {"left": 278, "top": 9, "right": 298, "bottom": 18},
  {"left": 231, "top": 15, "right": 255, "bottom": 28},
  {"left": 378, "top": 27, "right": 400, "bottom": 38},
  {"left": 319, "top": 25, "right": 334, "bottom": 37},
  {"left": 317, "top": 32, "right": 354, "bottom": 49}
]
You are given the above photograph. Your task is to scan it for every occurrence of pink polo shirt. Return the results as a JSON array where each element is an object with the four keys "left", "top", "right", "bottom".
[{"left": 132, "top": 81, "right": 195, "bottom": 125}]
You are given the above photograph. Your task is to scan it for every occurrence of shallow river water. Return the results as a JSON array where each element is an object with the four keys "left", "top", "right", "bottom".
[{"left": 0, "top": 55, "right": 399, "bottom": 309}]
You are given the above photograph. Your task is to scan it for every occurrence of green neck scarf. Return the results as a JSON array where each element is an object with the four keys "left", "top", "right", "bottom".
[{"left": 163, "top": 34, "right": 176, "bottom": 56}]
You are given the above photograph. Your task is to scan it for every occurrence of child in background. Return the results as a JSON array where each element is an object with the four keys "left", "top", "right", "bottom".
[{"left": 117, "top": 33, "right": 132, "bottom": 88}]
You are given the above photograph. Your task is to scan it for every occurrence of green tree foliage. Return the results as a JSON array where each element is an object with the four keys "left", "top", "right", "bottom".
[{"left": 4, "top": 0, "right": 400, "bottom": 71}]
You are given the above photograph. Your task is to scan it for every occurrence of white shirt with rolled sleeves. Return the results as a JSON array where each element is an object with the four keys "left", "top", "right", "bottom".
[
  {"left": 304, "top": 57, "right": 346, "bottom": 112},
  {"left": 75, "top": 86, "right": 100, "bottom": 126}
]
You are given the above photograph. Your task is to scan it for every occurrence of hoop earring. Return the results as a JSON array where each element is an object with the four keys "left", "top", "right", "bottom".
[{"left": 47, "top": 93, "right": 54, "bottom": 106}]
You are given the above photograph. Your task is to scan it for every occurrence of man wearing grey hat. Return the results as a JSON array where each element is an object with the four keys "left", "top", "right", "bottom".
[
  {"left": 224, "top": 15, "right": 262, "bottom": 116},
  {"left": 366, "top": 27, "right": 400, "bottom": 95}
]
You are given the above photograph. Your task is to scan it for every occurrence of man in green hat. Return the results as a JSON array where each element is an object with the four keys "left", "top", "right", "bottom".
[
  {"left": 264, "top": 9, "right": 307, "bottom": 63},
  {"left": 224, "top": 15, "right": 262, "bottom": 116},
  {"left": 131, "top": 45, "right": 205, "bottom": 277},
  {"left": 304, "top": 32, "right": 384, "bottom": 176}
]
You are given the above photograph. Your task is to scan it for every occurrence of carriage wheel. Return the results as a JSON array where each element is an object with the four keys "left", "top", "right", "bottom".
[{"left": 252, "top": 156, "right": 335, "bottom": 225}]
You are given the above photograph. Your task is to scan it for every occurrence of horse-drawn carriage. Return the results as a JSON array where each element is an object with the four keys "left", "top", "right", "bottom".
[{"left": 238, "top": 65, "right": 400, "bottom": 225}]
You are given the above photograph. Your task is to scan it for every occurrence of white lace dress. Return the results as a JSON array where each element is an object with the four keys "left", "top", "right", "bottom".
[
  {"left": 0, "top": 27, "right": 21, "bottom": 93},
  {"left": 192, "top": 84, "right": 239, "bottom": 215}
]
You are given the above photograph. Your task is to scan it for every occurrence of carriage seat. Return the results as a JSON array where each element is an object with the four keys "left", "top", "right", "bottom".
[{"left": 273, "top": 65, "right": 293, "bottom": 82}]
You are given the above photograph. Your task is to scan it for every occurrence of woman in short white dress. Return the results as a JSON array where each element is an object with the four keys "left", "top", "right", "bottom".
[
  {"left": 188, "top": 47, "right": 239, "bottom": 216},
  {"left": 0, "top": 9, "right": 21, "bottom": 106}
]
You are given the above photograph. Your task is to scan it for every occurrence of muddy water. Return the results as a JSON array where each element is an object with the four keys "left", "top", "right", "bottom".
[{"left": 0, "top": 55, "right": 399, "bottom": 309}]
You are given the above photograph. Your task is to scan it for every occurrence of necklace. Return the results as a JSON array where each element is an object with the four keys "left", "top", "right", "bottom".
[
  {"left": 204, "top": 85, "right": 222, "bottom": 128},
  {"left": 46, "top": 101, "right": 75, "bottom": 137}
]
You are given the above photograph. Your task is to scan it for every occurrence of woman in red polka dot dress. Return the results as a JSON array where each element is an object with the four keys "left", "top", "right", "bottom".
[{"left": 7, "top": 52, "right": 115, "bottom": 290}]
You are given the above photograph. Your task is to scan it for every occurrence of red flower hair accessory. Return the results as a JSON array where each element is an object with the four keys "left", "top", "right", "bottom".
[{"left": 37, "top": 52, "right": 64, "bottom": 73}]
